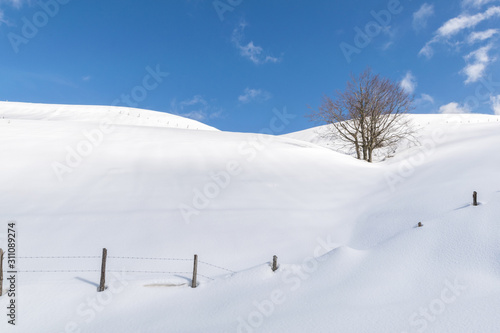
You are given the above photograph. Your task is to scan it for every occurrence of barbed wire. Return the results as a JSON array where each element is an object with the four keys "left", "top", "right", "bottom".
[
  {"left": 16, "top": 270, "right": 100, "bottom": 273},
  {"left": 17, "top": 256, "right": 194, "bottom": 261},
  {"left": 12, "top": 270, "right": 215, "bottom": 280},
  {"left": 199, "top": 261, "right": 235, "bottom": 273},
  {"left": 107, "top": 256, "right": 192, "bottom": 261},
  {"left": 6, "top": 255, "right": 233, "bottom": 280},
  {"left": 18, "top": 256, "right": 100, "bottom": 259}
]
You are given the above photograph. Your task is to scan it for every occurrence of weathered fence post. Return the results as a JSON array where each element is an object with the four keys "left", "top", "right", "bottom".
[
  {"left": 272, "top": 255, "right": 278, "bottom": 272},
  {"left": 98, "top": 248, "right": 107, "bottom": 292},
  {"left": 0, "top": 248, "right": 3, "bottom": 297},
  {"left": 473, "top": 191, "right": 478, "bottom": 206},
  {"left": 191, "top": 254, "right": 198, "bottom": 288}
]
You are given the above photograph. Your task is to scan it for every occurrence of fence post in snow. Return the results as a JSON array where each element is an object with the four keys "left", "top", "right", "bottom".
[
  {"left": 191, "top": 254, "right": 198, "bottom": 288},
  {"left": 98, "top": 248, "right": 107, "bottom": 292},
  {"left": 0, "top": 248, "right": 3, "bottom": 296},
  {"left": 473, "top": 191, "right": 478, "bottom": 206},
  {"left": 272, "top": 255, "right": 278, "bottom": 272}
]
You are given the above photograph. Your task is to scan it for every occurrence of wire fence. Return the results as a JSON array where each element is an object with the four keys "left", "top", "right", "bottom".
[{"left": 3, "top": 253, "right": 237, "bottom": 283}]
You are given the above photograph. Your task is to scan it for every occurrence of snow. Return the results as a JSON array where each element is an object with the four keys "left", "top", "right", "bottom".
[
  {"left": 0, "top": 101, "right": 218, "bottom": 131},
  {"left": 0, "top": 102, "right": 500, "bottom": 332}
]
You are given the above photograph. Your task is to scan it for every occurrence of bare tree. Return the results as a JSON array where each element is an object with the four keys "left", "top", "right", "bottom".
[{"left": 308, "top": 68, "right": 416, "bottom": 162}]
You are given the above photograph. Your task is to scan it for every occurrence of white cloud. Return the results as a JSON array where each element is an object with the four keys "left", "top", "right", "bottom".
[
  {"left": 400, "top": 71, "right": 417, "bottom": 94},
  {"left": 179, "top": 110, "right": 206, "bottom": 122},
  {"left": 419, "top": 42, "right": 435, "bottom": 58},
  {"left": 232, "top": 21, "right": 281, "bottom": 65},
  {"left": 462, "top": 0, "right": 500, "bottom": 8},
  {"left": 437, "top": 6, "right": 500, "bottom": 38},
  {"left": 416, "top": 93, "right": 435, "bottom": 105},
  {"left": 467, "top": 28, "right": 499, "bottom": 43},
  {"left": 381, "top": 41, "right": 394, "bottom": 50},
  {"left": 462, "top": 44, "right": 494, "bottom": 83},
  {"left": 180, "top": 110, "right": 222, "bottom": 122},
  {"left": 438, "top": 102, "right": 470, "bottom": 114},
  {"left": 413, "top": 3, "right": 435, "bottom": 31},
  {"left": 238, "top": 88, "right": 271, "bottom": 104},
  {"left": 180, "top": 95, "right": 208, "bottom": 107},
  {"left": 420, "top": 6, "right": 500, "bottom": 58},
  {"left": 491, "top": 95, "right": 500, "bottom": 114},
  {"left": 0, "top": 0, "right": 29, "bottom": 25},
  {"left": 1, "top": 0, "right": 26, "bottom": 8},
  {"left": 170, "top": 95, "right": 223, "bottom": 122}
]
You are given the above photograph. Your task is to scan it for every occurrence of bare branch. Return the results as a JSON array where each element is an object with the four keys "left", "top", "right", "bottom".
[{"left": 308, "top": 67, "right": 417, "bottom": 162}]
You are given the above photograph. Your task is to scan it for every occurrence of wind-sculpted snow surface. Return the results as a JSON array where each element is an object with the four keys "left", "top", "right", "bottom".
[{"left": 0, "top": 103, "right": 499, "bottom": 332}]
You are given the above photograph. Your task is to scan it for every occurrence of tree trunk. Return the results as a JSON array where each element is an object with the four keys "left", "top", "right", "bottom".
[{"left": 354, "top": 141, "right": 361, "bottom": 160}]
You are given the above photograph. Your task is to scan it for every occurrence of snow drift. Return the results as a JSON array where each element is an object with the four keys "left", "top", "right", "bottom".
[{"left": 0, "top": 102, "right": 499, "bottom": 332}]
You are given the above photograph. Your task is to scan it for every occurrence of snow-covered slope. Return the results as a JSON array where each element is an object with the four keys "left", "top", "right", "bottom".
[
  {"left": 0, "top": 101, "right": 218, "bottom": 131},
  {"left": 1, "top": 103, "right": 500, "bottom": 333},
  {"left": 283, "top": 114, "right": 500, "bottom": 158}
]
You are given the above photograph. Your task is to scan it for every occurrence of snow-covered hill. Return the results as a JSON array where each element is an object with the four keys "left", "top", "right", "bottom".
[
  {"left": 0, "top": 103, "right": 500, "bottom": 332},
  {"left": 0, "top": 101, "right": 218, "bottom": 131},
  {"left": 283, "top": 114, "right": 500, "bottom": 161}
]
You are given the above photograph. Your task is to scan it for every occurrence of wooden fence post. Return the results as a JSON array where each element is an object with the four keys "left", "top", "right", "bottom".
[
  {"left": 0, "top": 249, "right": 3, "bottom": 297},
  {"left": 191, "top": 254, "right": 198, "bottom": 288},
  {"left": 98, "top": 248, "right": 107, "bottom": 292},
  {"left": 272, "top": 255, "right": 278, "bottom": 272},
  {"left": 473, "top": 191, "right": 478, "bottom": 206}
]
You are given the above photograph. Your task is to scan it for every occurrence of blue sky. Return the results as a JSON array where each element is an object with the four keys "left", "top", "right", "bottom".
[{"left": 0, "top": 0, "right": 499, "bottom": 133}]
